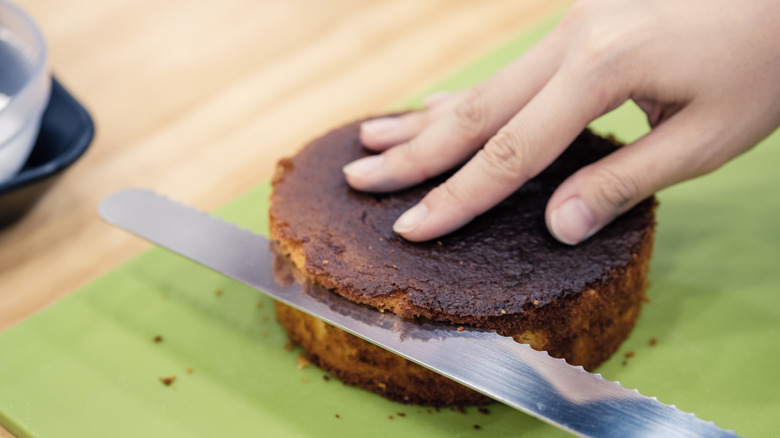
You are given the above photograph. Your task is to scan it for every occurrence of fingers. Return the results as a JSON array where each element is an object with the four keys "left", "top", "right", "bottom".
[
  {"left": 358, "top": 113, "right": 433, "bottom": 152},
  {"left": 546, "top": 105, "right": 722, "bottom": 245},
  {"left": 359, "top": 92, "right": 458, "bottom": 151},
  {"left": 394, "top": 70, "right": 606, "bottom": 241},
  {"left": 344, "top": 32, "right": 564, "bottom": 193}
]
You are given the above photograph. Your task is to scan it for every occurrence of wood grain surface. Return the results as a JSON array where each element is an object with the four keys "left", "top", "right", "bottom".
[{"left": 0, "top": 0, "right": 570, "bottom": 349}]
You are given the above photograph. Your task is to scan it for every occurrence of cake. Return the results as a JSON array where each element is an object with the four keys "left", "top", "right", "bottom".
[{"left": 269, "top": 116, "right": 656, "bottom": 406}]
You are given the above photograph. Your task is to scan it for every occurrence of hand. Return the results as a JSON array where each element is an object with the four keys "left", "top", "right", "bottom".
[{"left": 342, "top": 0, "right": 780, "bottom": 244}]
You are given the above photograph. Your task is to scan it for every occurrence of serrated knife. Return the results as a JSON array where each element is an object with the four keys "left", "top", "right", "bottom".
[{"left": 99, "top": 188, "right": 738, "bottom": 438}]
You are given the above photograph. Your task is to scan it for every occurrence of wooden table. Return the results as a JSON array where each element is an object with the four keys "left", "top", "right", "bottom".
[{"left": 0, "top": 1, "right": 569, "bottom": 435}]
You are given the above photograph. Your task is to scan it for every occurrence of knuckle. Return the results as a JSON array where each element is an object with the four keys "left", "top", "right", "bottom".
[
  {"left": 564, "top": 16, "right": 650, "bottom": 81},
  {"left": 477, "top": 129, "right": 529, "bottom": 180},
  {"left": 563, "top": 25, "right": 638, "bottom": 107},
  {"left": 397, "top": 136, "right": 420, "bottom": 161},
  {"left": 587, "top": 167, "right": 642, "bottom": 212},
  {"left": 395, "top": 137, "right": 433, "bottom": 180},
  {"left": 431, "top": 178, "right": 469, "bottom": 208},
  {"left": 452, "top": 87, "right": 488, "bottom": 138},
  {"left": 569, "top": 30, "right": 622, "bottom": 74}
]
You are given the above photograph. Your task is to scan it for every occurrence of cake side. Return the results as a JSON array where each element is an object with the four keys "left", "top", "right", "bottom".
[{"left": 274, "top": 301, "right": 493, "bottom": 406}]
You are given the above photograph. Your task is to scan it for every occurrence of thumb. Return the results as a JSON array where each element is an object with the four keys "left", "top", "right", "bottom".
[{"left": 546, "top": 108, "right": 722, "bottom": 245}]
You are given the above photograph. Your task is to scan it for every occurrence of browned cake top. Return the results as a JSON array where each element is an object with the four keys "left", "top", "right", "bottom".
[{"left": 270, "top": 118, "right": 655, "bottom": 319}]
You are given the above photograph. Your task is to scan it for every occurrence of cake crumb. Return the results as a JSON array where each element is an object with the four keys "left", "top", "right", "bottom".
[
  {"left": 392, "top": 264, "right": 397, "bottom": 269},
  {"left": 214, "top": 288, "right": 223, "bottom": 296},
  {"left": 622, "top": 360, "right": 628, "bottom": 366},
  {"left": 474, "top": 425, "right": 482, "bottom": 430},
  {"left": 322, "top": 260, "right": 329, "bottom": 265},
  {"left": 153, "top": 335, "right": 163, "bottom": 343},
  {"left": 335, "top": 414, "right": 340, "bottom": 419},
  {"left": 457, "top": 326, "right": 464, "bottom": 332},
  {"left": 388, "top": 415, "right": 394, "bottom": 420},
  {"left": 159, "top": 376, "right": 176, "bottom": 386},
  {"left": 478, "top": 407, "right": 490, "bottom": 415},
  {"left": 427, "top": 409, "right": 432, "bottom": 414},
  {"left": 500, "top": 309, "right": 506, "bottom": 314},
  {"left": 301, "top": 378, "right": 309, "bottom": 383},
  {"left": 452, "top": 406, "right": 467, "bottom": 414},
  {"left": 533, "top": 300, "right": 539, "bottom": 306},
  {"left": 437, "top": 241, "right": 443, "bottom": 246},
  {"left": 186, "top": 367, "right": 193, "bottom": 374},
  {"left": 624, "top": 351, "right": 635, "bottom": 358},
  {"left": 323, "top": 375, "right": 331, "bottom": 382},
  {"left": 297, "top": 354, "right": 311, "bottom": 369},
  {"left": 397, "top": 412, "right": 406, "bottom": 417},
  {"left": 284, "top": 343, "right": 293, "bottom": 351},
  {"left": 649, "top": 337, "right": 658, "bottom": 346}
]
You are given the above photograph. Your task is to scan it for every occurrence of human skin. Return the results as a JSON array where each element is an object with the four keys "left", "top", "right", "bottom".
[{"left": 342, "top": 0, "right": 780, "bottom": 245}]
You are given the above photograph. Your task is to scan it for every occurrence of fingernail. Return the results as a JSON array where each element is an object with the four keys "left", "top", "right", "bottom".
[
  {"left": 550, "top": 197, "right": 597, "bottom": 245},
  {"left": 342, "top": 155, "right": 384, "bottom": 177},
  {"left": 361, "top": 117, "right": 401, "bottom": 135},
  {"left": 393, "top": 204, "right": 428, "bottom": 234},
  {"left": 423, "top": 91, "right": 453, "bottom": 108}
]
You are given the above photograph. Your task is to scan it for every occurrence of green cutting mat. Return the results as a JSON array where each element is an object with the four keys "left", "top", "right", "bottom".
[{"left": 2, "top": 11, "right": 779, "bottom": 438}]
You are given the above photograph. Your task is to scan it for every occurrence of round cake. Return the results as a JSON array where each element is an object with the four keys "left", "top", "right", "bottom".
[{"left": 269, "top": 116, "right": 656, "bottom": 406}]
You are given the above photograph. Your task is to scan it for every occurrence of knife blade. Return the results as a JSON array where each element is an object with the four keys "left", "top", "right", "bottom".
[{"left": 99, "top": 188, "right": 738, "bottom": 438}]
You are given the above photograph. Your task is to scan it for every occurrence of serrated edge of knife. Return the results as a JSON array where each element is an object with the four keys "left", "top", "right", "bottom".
[{"left": 587, "top": 370, "right": 739, "bottom": 437}]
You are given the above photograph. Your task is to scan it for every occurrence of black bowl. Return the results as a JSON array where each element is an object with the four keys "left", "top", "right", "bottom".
[{"left": 0, "top": 77, "right": 95, "bottom": 229}]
